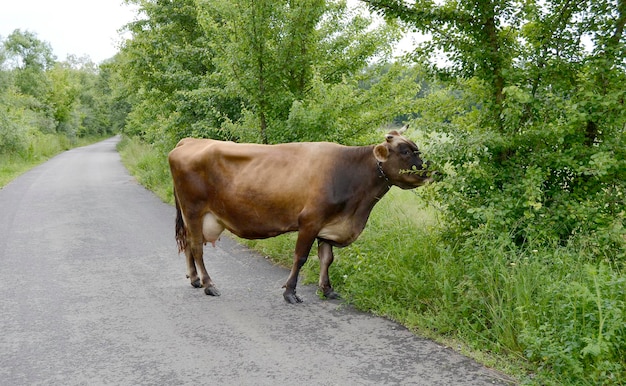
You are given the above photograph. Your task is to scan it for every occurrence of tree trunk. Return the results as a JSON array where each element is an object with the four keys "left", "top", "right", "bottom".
[{"left": 484, "top": 11, "right": 505, "bottom": 131}]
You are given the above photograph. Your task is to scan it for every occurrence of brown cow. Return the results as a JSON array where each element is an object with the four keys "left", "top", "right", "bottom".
[{"left": 168, "top": 128, "right": 433, "bottom": 303}]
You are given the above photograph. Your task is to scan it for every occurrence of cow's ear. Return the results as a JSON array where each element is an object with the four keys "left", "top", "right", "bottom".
[{"left": 374, "top": 144, "right": 389, "bottom": 162}]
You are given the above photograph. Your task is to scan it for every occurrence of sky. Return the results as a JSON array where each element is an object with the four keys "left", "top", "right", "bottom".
[
  {"left": 0, "top": 0, "right": 138, "bottom": 64},
  {"left": 1, "top": 0, "right": 418, "bottom": 65}
]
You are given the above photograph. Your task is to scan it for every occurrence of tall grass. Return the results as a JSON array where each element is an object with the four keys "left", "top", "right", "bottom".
[
  {"left": 117, "top": 136, "right": 174, "bottom": 203},
  {"left": 118, "top": 135, "right": 625, "bottom": 385}
]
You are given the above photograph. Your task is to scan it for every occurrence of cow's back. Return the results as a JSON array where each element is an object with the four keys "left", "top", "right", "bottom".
[{"left": 171, "top": 138, "right": 339, "bottom": 194}]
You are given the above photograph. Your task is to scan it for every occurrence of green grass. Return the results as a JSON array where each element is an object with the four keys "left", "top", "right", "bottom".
[
  {"left": 118, "top": 135, "right": 625, "bottom": 385},
  {"left": 116, "top": 136, "right": 174, "bottom": 203}
]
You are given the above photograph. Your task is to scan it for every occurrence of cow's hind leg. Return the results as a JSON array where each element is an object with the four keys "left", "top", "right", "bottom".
[
  {"left": 189, "top": 239, "right": 220, "bottom": 296},
  {"left": 184, "top": 247, "right": 201, "bottom": 288},
  {"left": 317, "top": 240, "right": 340, "bottom": 299},
  {"left": 185, "top": 216, "right": 221, "bottom": 296},
  {"left": 175, "top": 195, "right": 201, "bottom": 288},
  {"left": 197, "top": 213, "right": 225, "bottom": 296}
]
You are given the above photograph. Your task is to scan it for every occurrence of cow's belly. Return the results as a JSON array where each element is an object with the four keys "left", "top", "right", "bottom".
[
  {"left": 204, "top": 209, "right": 297, "bottom": 240},
  {"left": 318, "top": 218, "right": 362, "bottom": 246}
]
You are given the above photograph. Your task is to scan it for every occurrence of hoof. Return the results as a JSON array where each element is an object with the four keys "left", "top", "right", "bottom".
[
  {"left": 283, "top": 291, "right": 303, "bottom": 304},
  {"left": 323, "top": 290, "right": 341, "bottom": 300},
  {"left": 204, "top": 286, "right": 221, "bottom": 296},
  {"left": 190, "top": 279, "right": 202, "bottom": 288}
]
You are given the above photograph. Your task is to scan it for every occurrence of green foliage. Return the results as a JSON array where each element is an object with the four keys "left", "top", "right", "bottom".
[
  {"left": 3, "top": 29, "right": 56, "bottom": 70},
  {"left": 119, "top": 0, "right": 404, "bottom": 149},
  {"left": 284, "top": 63, "right": 423, "bottom": 143},
  {"left": 3, "top": 29, "right": 55, "bottom": 100},
  {"left": 397, "top": 71, "right": 625, "bottom": 384},
  {"left": 120, "top": 0, "right": 237, "bottom": 148},
  {"left": 117, "top": 136, "right": 174, "bottom": 203},
  {"left": 0, "top": 89, "right": 28, "bottom": 154},
  {"left": 415, "top": 79, "right": 625, "bottom": 258},
  {"left": 1, "top": 30, "right": 118, "bottom": 185},
  {"left": 519, "top": 264, "right": 626, "bottom": 384},
  {"left": 196, "top": 0, "right": 327, "bottom": 143},
  {"left": 364, "top": 0, "right": 626, "bottom": 252}
]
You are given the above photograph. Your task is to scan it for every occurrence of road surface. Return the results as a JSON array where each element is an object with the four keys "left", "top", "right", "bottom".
[{"left": 0, "top": 137, "right": 511, "bottom": 385}]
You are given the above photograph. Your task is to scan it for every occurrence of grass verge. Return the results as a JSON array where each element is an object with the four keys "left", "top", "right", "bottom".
[{"left": 117, "top": 136, "right": 174, "bottom": 203}]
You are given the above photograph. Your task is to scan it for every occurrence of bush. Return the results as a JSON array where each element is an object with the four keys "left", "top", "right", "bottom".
[
  {"left": 415, "top": 78, "right": 625, "bottom": 254},
  {"left": 0, "top": 109, "right": 28, "bottom": 154},
  {"left": 407, "top": 74, "right": 626, "bottom": 384}
]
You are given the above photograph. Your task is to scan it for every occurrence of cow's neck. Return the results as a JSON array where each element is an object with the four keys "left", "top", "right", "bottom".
[
  {"left": 373, "top": 168, "right": 392, "bottom": 203},
  {"left": 345, "top": 145, "right": 392, "bottom": 207},
  {"left": 376, "top": 161, "right": 392, "bottom": 190}
]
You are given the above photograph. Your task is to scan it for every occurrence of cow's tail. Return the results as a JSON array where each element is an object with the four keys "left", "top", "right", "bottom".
[{"left": 174, "top": 188, "right": 187, "bottom": 253}]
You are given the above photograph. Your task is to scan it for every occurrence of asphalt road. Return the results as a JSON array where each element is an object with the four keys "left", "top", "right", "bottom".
[{"left": 0, "top": 137, "right": 511, "bottom": 385}]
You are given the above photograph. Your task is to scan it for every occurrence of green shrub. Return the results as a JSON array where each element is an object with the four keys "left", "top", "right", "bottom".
[{"left": 0, "top": 110, "right": 28, "bottom": 154}]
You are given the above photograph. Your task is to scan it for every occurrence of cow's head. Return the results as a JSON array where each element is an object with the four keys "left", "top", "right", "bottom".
[{"left": 373, "top": 126, "right": 433, "bottom": 189}]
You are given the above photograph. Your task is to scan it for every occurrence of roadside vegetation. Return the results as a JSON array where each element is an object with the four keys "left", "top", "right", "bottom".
[
  {"left": 6, "top": 0, "right": 626, "bottom": 384},
  {"left": 0, "top": 30, "right": 119, "bottom": 187}
]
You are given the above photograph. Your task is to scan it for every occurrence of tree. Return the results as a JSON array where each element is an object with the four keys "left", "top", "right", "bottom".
[
  {"left": 1, "top": 30, "right": 116, "bottom": 146},
  {"left": 120, "top": 0, "right": 236, "bottom": 146},
  {"left": 46, "top": 63, "right": 80, "bottom": 133},
  {"left": 3, "top": 29, "right": 55, "bottom": 99},
  {"left": 197, "top": 0, "right": 326, "bottom": 143},
  {"left": 120, "top": 0, "right": 404, "bottom": 146},
  {"left": 3, "top": 29, "right": 55, "bottom": 71},
  {"left": 95, "top": 58, "right": 131, "bottom": 135},
  {"left": 364, "top": 0, "right": 516, "bottom": 129},
  {"left": 365, "top": 3, "right": 625, "bottom": 383},
  {"left": 197, "top": 0, "right": 402, "bottom": 143}
]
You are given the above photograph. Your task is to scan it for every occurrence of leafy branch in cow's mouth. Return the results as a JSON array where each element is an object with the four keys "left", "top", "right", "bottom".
[{"left": 399, "top": 165, "right": 435, "bottom": 178}]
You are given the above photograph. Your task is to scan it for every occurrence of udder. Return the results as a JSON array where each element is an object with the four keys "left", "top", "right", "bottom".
[{"left": 202, "top": 212, "right": 226, "bottom": 247}]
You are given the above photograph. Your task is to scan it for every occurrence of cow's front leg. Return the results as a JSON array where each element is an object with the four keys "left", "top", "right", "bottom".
[
  {"left": 318, "top": 240, "right": 340, "bottom": 299},
  {"left": 283, "top": 231, "right": 316, "bottom": 304}
]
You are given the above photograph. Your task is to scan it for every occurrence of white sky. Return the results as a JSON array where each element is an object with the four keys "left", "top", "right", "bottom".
[
  {"left": 1, "top": 0, "right": 418, "bottom": 65},
  {"left": 0, "top": 0, "right": 138, "bottom": 64}
]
